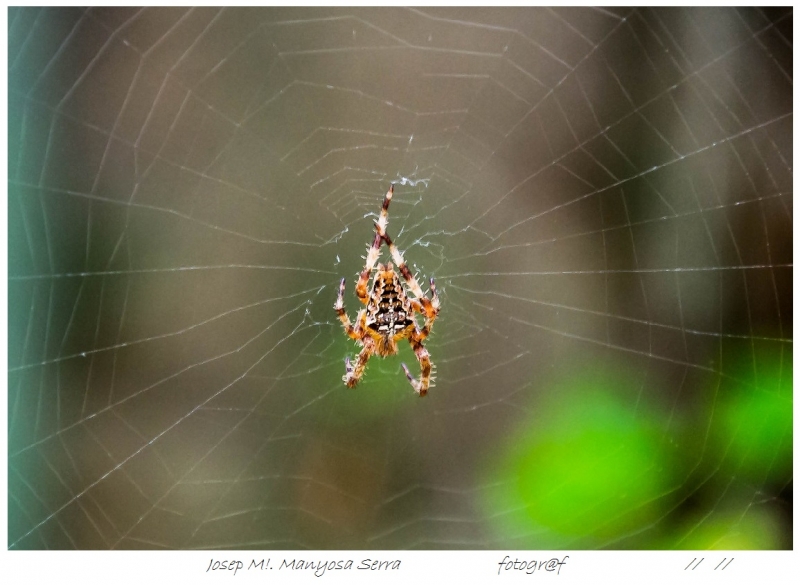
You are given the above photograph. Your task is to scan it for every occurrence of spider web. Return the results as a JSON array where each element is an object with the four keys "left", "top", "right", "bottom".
[{"left": 6, "top": 6, "right": 793, "bottom": 551}]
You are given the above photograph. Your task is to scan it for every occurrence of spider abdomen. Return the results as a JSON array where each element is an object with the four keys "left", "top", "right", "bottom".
[{"left": 365, "top": 268, "right": 415, "bottom": 355}]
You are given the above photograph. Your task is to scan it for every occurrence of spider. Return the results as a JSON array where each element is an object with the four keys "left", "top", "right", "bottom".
[{"left": 334, "top": 185, "right": 440, "bottom": 396}]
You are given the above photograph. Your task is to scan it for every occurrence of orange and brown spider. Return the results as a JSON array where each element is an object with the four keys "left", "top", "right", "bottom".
[{"left": 334, "top": 185, "right": 440, "bottom": 396}]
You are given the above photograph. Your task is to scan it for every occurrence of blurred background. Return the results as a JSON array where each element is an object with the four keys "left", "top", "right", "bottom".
[{"left": 7, "top": 7, "right": 792, "bottom": 549}]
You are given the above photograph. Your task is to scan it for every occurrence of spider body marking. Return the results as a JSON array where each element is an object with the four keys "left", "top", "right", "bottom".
[
  {"left": 334, "top": 185, "right": 440, "bottom": 396},
  {"left": 365, "top": 263, "right": 414, "bottom": 355}
]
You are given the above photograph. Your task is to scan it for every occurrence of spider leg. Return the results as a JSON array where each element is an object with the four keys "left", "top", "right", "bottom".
[
  {"left": 376, "top": 183, "right": 393, "bottom": 234},
  {"left": 355, "top": 184, "right": 393, "bottom": 304},
  {"left": 334, "top": 278, "right": 363, "bottom": 340},
  {"left": 401, "top": 333, "right": 433, "bottom": 397},
  {"left": 379, "top": 230, "right": 426, "bottom": 298},
  {"left": 408, "top": 277, "right": 439, "bottom": 340},
  {"left": 356, "top": 231, "right": 382, "bottom": 304},
  {"left": 344, "top": 341, "right": 374, "bottom": 388}
]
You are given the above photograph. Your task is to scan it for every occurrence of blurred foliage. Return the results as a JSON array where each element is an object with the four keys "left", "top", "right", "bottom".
[
  {"left": 481, "top": 355, "right": 792, "bottom": 549},
  {"left": 481, "top": 364, "right": 682, "bottom": 548},
  {"left": 667, "top": 506, "right": 790, "bottom": 550},
  {"left": 707, "top": 356, "right": 792, "bottom": 486}
]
